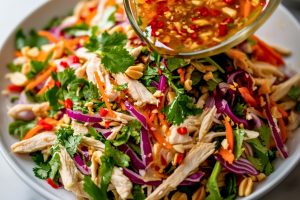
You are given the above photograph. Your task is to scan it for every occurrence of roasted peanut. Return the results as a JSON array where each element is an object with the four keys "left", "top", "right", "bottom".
[
  {"left": 125, "top": 63, "right": 145, "bottom": 79},
  {"left": 171, "top": 192, "right": 188, "bottom": 200},
  {"left": 192, "top": 186, "right": 206, "bottom": 200},
  {"left": 184, "top": 65, "right": 194, "bottom": 91},
  {"left": 167, "top": 91, "right": 176, "bottom": 104},
  {"left": 239, "top": 177, "right": 254, "bottom": 197},
  {"left": 256, "top": 173, "right": 266, "bottom": 182}
]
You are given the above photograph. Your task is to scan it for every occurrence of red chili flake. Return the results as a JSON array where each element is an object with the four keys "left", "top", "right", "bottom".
[
  {"left": 99, "top": 108, "right": 109, "bottom": 117},
  {"left": 60, "top": 61, "right": 69, "bottom": 68},
  {"left": 223, "top": 17, "right": 234, "bottom": 24},
  {"left": 181, "top": 28, "right": 187, "bottom": 33},
  {"left": 175, "top": 153, "right": 184, "bottom": 165},
  {"left": 55, "top": 81, "right": 61, "bottom": 88},
  {"left": 223, "top": 0, "right": 235, "bottom": 5},
  {"left": 157, "top": 68, "right": 162, "bottom": 75},
  {"left": 104, "top": 121, "right": 111, "bottom": 129},
  {"left": 210, "top": 9, "right": 221, "bottom": 17},
  {"left": 160, "top": 156, "right": 167, "bottom": 166},
  {"left": 47, "top": 178, "right": 59, "bottom": 189},
  {"left": 88, "top": 6, "right": 97, "bottom": 12},
  {"left": 191, "top": 32, "right": 198, "bottom": 40},
  {"left": 177, "top": 127, "right": 188, "bottom": 135},
  {"left": 64, "top": 98, "right": 73, "bottom": 109},
  {"left": 38, "top": 120, "right": 53, "bottom": 131},
  {"left": 157, "top": 21, "right": 164, "bottom": 29},
  {"left": 7, "top": 84, "right": 24, "bottom": 93},
  {"left": 156, "top": 2, "right": 168, "bottom": 15},
  {"left": 69, "top": 55, "right": 80, "bottom": 64},
  {"left": 197, "top": 7, "right": 210, "bottom": 17},
  {"left": 189, "top": 24, "right": 197, "bottom": 30},
  {"left": 218, "top": 24, "right": 228, "bottom": 37}
]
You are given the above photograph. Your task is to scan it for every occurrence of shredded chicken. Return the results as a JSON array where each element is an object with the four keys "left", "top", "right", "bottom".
[
  {"left": 8, "top": 102, "right": 50, "bottom": 119},
  {"left": 103, "top": 111, "right": 135, "bottom": 123},
  {"left": 107, "top": 125, "right": 124, "bottom": 141},
  {"left": 114, "top": 73, "right": 158, "bottom": 106},
  {"left": 81, "top": 136, "right": 105, "bottom": 151},
  {"left": 11, "top": 131, "right": 56, "bottom": 153},
  {"left": 203, "top": 129, "right": 259, "bottom": 143},
  {"left": 69, "top": 181, "right": 89, "bottom": 199},
  {"left": 146, "top": 142, "right": 215, "bottom": 200},
  {"left": 59, "top": 146, "right": 83, "bottom": 190},
  {"left": 198, "top": 106, "right": 217, "bottom": 141},
  {"left": 71, "top": 121, "right": 89, "bottom": 135},
  {"left": 252, "top": 61, "right": 284, "bottom": 78},
  {"left": 271, "top": 74, "right": 300, "bottom": 102},
  {"left": 226, "top": 49, "right": 253, "bottom": 73}
]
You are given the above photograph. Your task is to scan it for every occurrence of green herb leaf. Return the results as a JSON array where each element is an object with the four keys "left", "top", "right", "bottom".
[
  {"left": 63, "top": 23, "right": 89, "bottom": 36},
  {"left": 100, "top": 155, "right": 114, "bottom": 192},
  {"left": 15, "top": 29, "right": 49, "bottom": 50},
  {"left": 233, "top": 128, "right": 245, "bottom": 159},
  {"left": 167, "top": 57, "right": 189, "bottom": 72},
  {"left": 133, "top": 185, "right": 146, "bottom": 200},
  {"left": 114, "top": 83, "right": 128, "bottom": 91},
  {"left": 101, "top": 46, "right": 134, "bottom": 73},
  {"left": 163, "top": 94, "right": 202, "bottom": 125},
  {"left": 7, "top": 62, "right": 22, "bottom": 72},
  {"left": 9, "top": 120, "right": 36, "bottom": 139},
  {"left": 88, "top": 127, "right": 106, "bottom": 143},
  {"left": 33, "top": 164, "right": 50, "bottom": 179},
  {"left": 99, "top": 32, "right": 127, "bottom": 50},
  {"left": 104, "top": 141, "right": 130, "bottom": 167},
  {"left": 224, "top": 173, "right": 237, "bottom": 200},
  {"left": 26, "top": 53, "right": 52, "bottom": 79},
  {"left": 288, "top": 86, "right": 300, "bottom": 101},
  {"left": 233, "top": 102, "right": 246, "bottom": 117},
  {"left": 83, "top": 176, "right": 107, "bottom": 200},
  {"left": 258, "top": 125, "right": 271, "bottom": 147},
  {"left": 85, "top": 26, "right": 100, "bottom": 52},
  {"left": 206, "top": 162, "right": 222, "bottom": 200},
  {"left": 48, "top": 153, "right": 61, "bottom": 179},
  {"left": 113, "top": 120, "right": 142, "bottom": 146},
  {"left": 56, "top": 127, "right": 82, "bottom": 157},
  {"left": 44, "top": 17, "right": 63, "bottom": 30}
]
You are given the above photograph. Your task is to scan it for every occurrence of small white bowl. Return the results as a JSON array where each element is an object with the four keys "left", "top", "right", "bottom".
[{"left": 0, "top": 1, "right": 300, "bottom": 200}]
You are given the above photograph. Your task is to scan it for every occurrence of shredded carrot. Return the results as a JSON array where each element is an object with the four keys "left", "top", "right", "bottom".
[
  {"left": 37, "top": 78, "right": 55, "bottom": 95},
  {"left": 224, "top": 116, "right": 234, "bottom": 151},
  {"left": 270, "top": 100, "right": 288, "bottom": 119},
  {"left": 25, "top": 65, "right": 57, "bottom": 90},
  {"left": 251, "top": 36, "right": 285, "bottom": 66},
  {"left": 258, "top": 80, "right": 271, "bottom": 95},
  {"left": 15, "top": 51, "right": 22, "bottom": 57},
  {"left": 120, "top": 101, "right": 127, "bottom": 111},
  {"left": 85, "top": 10, "right": 97, "bottom": 25},
  {"left": 278, "top": 118, "right": 288, "bottom": 143},
  {"left": 241, "top": 0, "right": 252, "bottom": 18},
  {"left": 94, "top": 71, "right": 116, "bottom": 117},
  {"left": 151, "top": 130, "right": 173, "bottom": 150},
  {"left": 177, "top": 68, "right": 185, "bottom": 83},
  {"left": 23, "top": 125, "right": 44, "bottom": 140},
  {"left": 43, "top": 118, "right": 58, "bottom": 126},
  {"left": 38, "top": 31, "right": 59, "bottom": 43},
  {"left": 238, "top": 87, "right": 257, "bottom": 107},
  {"left": 219, "top": 148, "right": 235, "bottom": 164}
]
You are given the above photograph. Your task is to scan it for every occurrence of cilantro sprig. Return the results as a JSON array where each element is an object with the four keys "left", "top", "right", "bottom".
[{"left": 85, "top": 29, "right": 134, "bottom": 73}]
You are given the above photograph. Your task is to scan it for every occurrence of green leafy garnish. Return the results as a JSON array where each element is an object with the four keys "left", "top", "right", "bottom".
[
  {"left": 167, "top": 57, "right": 189, "bottom": 72},
  {"left": 32, "top": 152, "right": 60, "bottom": 180},
  {"left": 202, "top": 57, "right": 225, "bottom": 73},
  {"left": 258, "top": 125, "right": 271, "bottom": 147},
  {"left": 83, "top": 176, "right": 107, "bottom": 200},
  {"left": 163, "top": 94, "right": 202, "bottom": 125},
  {"left": 113, "top": 83, "right": 128, "bottom": 91},
  {"left": 26, "top": 53, "right": 52, "bottom": 79},
  {"left": 233, "top": 128, "right": 245, "bottom": 159},
  {"left": 223, "top": 173, "right": 237, "bottom": 200},
  {"left": 233, "top": 102, "right": 246, "bottom": 117},
  {"left": 7, "top": 62, "right": 22, "bottom": 72},
  {"left": 62, "top": 23, "right": 89, "bottom": 36},
  {"left": 288, "top": 86, "right": 300, "bottom": 101},
  {"left": 133, "top": 185, "right": 146, "bottom": 200},
  {"left": 206, "top": 162, "right": 222, "bottom": 200},
  {"left": 15, "top": 29, "right": 48, "bottom": 50},
  {"left": 9, "top": 120, "right": 36, "bottom": 139},
  {"left": 56, "top": 127, "right": 82, "bottom": 157}
]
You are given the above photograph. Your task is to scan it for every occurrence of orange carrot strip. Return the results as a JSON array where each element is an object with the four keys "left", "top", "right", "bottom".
[
  {"left": 151, "top": 130, "right": 173, "bottom": 150},
  {"left": 37, "top": 78, "right": 55, "bottom": 95},
  {"left": 25, "top": 65, "right": 57, "bottom": 91},
  {"left": 177, "top": 68, "right": 185, "bottom": 83},
  {"left": 38, "top": 31, "right": 58, "bottom": 43},
  {"left": 15, "top": 51, "right": 22, "bottom": 57},
  {"left": 23, "top": 125, "right": 44, "bottom": 140},
  {"left": 238, "top": 87, "right": 257, "bottom": 107},
  {"left": 224, "top": 117, "right": 234, "bottom": 151},
  {"left": 43, "top": 118, "right": 58, "bottom": 126},
  {"left": 120, "top": 101, "right": 127, "bottom": 111},
  {"left": 243, "top": 0, "right": 252, "bottom": 18},
  {"left": 258, "top": 80, "right": 271, "bottom": 95},
  {"left": 94, "top": 71, "right": 116, "bottom": 117},
  {"left": 278, "top": 118, "right": 287, "bottom": 143},
  {"left": 219, "top": 148, "right": 235, "bottom": 164},
  {"left": 252, "top": 36, "right": 285, "bottom": 66}
]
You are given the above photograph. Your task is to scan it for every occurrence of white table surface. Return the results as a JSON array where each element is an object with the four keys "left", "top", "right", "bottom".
[{"left": 0, "top": 0, "right": 300, "bottom": 199}]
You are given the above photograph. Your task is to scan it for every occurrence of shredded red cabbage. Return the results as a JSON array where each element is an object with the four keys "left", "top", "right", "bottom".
[
  {"left": 119, "top": 144, "right": 145, "bottom": 170},
  {"left": 66, "top": 109, "right": 103, "bottom": 122},
  {"left": 124, "top": 101, "right": 148, "bottom": 129},
  {"left": 73, "top": 154, "right": 90, "bottom": 175},
  {"left": 158, "top": 75, "right": 168, "bottom": 93},
  {"left": 140, "top": 128, "right": 153, "bottom": 166},
  {"left": 264, "top": 95, "right": 288, "bottom": 158}
]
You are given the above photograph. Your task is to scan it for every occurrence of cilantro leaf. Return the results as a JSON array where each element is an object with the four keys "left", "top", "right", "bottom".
[
  {"left": 62, "top": 23, "right": 89, "bottom": 36},
  {"left": 101, "top": 46, "right": 134, "bottom": 73},
  {"left": 44, "top": 86, "right": 64, "bottom": 111},
  {"left": 33, "top": 164, "right": 50, "bottom": 179},
  {"left": 258, "top": 125, "right": 271, "bottom": 147},
  {"left": 114, "top": 83, "right": 128, "bottom": 91},
  {"left": 207, "top": 77, "right": 222, "bottom": 92},
  {"left": 7, "top": 62, "right": 22, "bottom": 72},
  {"left": 206, "top": 162, "right": 222, "bottom": 200},
  {"left": 163, "top": 94, "right": 202, "bottom": 125},
  {"left": 9, "top": 120, "right": 36, "bottom": 139},
  {"left": 56, "top": 127, "right": 82, "bottom": 157},
  {"left": 26, "top": 53, "right": 52, "bottom": 79},
  {"left": 56, "top": 68, "right": 77, "bottom": 87},
  {"left": 99, "top": 32, "right": 127, "bottom": 50},
  {"left": 85, "top": 26, "right": 100, "bottom": 52},
  {"left": 223, "top": 173, "right": 237, "bottom": 200},
  {"left": 113, "top": 120, "right": 142, "bottom": 146},
  {"left": 83, "top": 176, "right": 107, "bottom": 200},
  {"left": 104, "top": 141, "right": 130, "bottom": 167},
  {"left": 133, "top": 185, "right": 146, "bottom": 200},
  {"left": 32, "top": 152, "right": 60, "bottom": 180},
  {"left": 167, "top": 57, "right": 189, "bottom": 72},
  {"left": 233, "top": 102, "right": 246, "bottom": 117},
  {"left": 15, "top": 29, "right": 49, "bottom": 50},
  {"left": 100, "top": 156, "right": 114, "bottom": 192},
  {"left": 288, "top": 86, "right": 300, "bottom": 101},
  {"left": 48, "top": 153, "right": 61, "bottom": 179},
  {"left": 88, "top": 127, "right": 106, "bottom": 143},
  {"left": 233, "top": 128, "right": 245, "bottom": 159},
  {"left": 44, "top": 17, "right": 63, "bottom": 30}
]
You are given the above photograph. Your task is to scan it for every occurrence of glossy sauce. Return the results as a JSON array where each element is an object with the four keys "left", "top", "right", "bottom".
[{"left": 134, "top": 0, "right": 266, "bottom": 54}]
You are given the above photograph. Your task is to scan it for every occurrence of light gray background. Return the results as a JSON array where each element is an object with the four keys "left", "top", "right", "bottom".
[{"left": 0, "top": 0, "right": 299, "bottom": 199}]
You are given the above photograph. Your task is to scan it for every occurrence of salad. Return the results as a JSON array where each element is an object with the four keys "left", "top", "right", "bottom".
[{"left": 4, "top": 0, "right": 300, "bottom": 199}]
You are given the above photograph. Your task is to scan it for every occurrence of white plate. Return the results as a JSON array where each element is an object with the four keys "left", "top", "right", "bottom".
[{"left": 0, "top": 1, "right": 300, "bottom": 200}]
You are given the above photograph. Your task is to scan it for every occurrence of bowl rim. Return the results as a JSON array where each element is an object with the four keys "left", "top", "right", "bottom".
[{"left": 0, "top": 2, "right": 300, "bottom": 200}]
